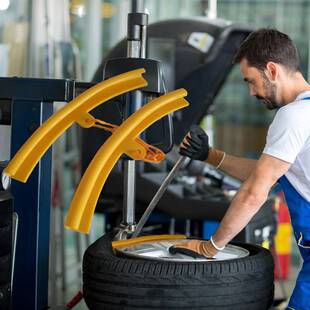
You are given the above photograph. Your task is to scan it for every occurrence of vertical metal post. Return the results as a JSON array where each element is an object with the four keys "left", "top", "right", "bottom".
[
  {"left": 121, "top": 2, "right": 148, "bottom": 233},
  {"left": 131, "top": 0, "right": 145, "bottom": 13},
  {"left": 10, "top": 100, "right": 53, "bottom": 310}
]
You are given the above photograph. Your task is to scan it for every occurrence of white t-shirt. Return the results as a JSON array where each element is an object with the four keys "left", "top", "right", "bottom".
[{"left": 263, "top": 91, "right": 310, "bottom": 202}]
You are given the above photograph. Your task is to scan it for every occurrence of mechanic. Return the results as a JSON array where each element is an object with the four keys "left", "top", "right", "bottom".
[{"left": 172, "top": 28, "right": 310, "bottom": 309}]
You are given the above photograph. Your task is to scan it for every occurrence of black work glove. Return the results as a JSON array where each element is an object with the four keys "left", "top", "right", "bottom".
[{"left": 179, "top": 125, "right": 209, "bottom": 161}]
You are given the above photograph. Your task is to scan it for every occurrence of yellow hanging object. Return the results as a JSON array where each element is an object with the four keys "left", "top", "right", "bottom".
[
  {"left": 4, "top": 69, "right": 147, "bottom": 182},
  {"left": 65, "top": 89, "right": 189, "bottom": 233}
]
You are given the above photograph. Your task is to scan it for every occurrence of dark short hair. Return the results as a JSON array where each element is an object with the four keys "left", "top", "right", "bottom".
[{"left": 234, "top": 28, "right": 300, "bottom": 72}]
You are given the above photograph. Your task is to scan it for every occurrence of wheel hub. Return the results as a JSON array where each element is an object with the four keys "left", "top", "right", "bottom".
[{"left": 116, "top": 239, "right": 249, "bottom": 262}]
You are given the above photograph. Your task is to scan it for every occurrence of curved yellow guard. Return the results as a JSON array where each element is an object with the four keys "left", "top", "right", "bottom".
[
  {"left": 65, "top": 89, "right": 189, "bottom": 233},
  {"left": 112, "top": 234, "right": 187, "bottom": 249},
  {"left": 4, "top": 69, "right": 147, "bottom": 182}
]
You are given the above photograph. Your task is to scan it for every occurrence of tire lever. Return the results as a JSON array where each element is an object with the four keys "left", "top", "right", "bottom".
[{"left": 131, "top": 156, "right": 186, "bottom": 238}]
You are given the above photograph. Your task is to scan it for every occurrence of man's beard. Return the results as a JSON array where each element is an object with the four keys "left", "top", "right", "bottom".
[{"left": 256, "top": 78, "right": 279, "bottom": 110}]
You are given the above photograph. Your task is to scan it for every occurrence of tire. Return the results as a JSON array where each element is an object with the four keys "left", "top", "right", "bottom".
[
  {"left": 0, "top": 254, "right": 11, "bottom": 285},
  {"left": 0, "top": 225, "right": 12, "bottom": 256},
  {"left": 83, "top": 234, "right": 274, "bottom": 310}
]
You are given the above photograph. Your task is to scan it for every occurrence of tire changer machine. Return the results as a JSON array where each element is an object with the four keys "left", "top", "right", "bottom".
[
  {"left": 83, "top": 8, "right": 276, "bottom": 245},
  {"left": 0, "top": 2, "right": 278, "bottom": 309}
]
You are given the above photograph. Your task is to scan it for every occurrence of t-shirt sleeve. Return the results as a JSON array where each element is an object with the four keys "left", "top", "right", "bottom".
[{"left": 263, "top": 108, "right": 310, "bottom": 163}]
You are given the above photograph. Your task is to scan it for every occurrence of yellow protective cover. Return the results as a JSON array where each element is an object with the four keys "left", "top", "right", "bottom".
[
  {"left": 65, "top": 89, "right": 189, "bottom": 233},
  {"left": 112, "top": 234, "right": 187, "bottom": 249},
  {"left": 4, "top": 69, "right": 147, "bottom": 182}
]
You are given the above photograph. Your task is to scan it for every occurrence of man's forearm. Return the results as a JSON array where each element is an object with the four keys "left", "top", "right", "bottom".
[
  {"left": 214, "top": 154, "right": 257, "bottom": 181},
  {"left": 208, "top": 154, "right": 291, "bottom": 251},
  {"left": 212, "top": 181, "right": 268, "bottom": 247}
]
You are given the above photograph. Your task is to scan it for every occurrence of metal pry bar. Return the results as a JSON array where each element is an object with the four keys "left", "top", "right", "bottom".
[{"left": 131, "top": 156, "right": 186, "bottom": 238}]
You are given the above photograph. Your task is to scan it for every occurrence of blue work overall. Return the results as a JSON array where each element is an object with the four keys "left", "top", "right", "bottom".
[
  {"left": 278, "top": 95, "right": 310, "bottom": 310},
  {"left": 279, "top": 176, "right": 310, "bottom": 309}
]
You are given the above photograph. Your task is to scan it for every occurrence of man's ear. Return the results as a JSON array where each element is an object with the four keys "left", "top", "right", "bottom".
[{"left": 265, "top": 62, "right": 279, "bottom": 81}]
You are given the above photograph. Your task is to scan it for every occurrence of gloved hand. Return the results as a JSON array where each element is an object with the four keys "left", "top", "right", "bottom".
[
  {"left": 179, "top": 125, "right": 209, "bottom": 161},
  {"left": 169, "top": 240, "right": 218, "bottom": 258},
  {"left": 180, "top": 125, "right": 226, "bottom": 168}
]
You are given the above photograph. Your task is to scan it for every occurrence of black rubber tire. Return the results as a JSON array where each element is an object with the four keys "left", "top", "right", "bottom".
[
  {"left": 0, "top": 254, "right": 11, "bottom": 285},
  {"left": 83, "top": 234, "right": 274, "bottom": 310},
  {"left": 0, "top": 225, "right": 11, "bottom": 256},
  {"left": 0, "top": 283, "right": 11, "bottom": 310}
]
